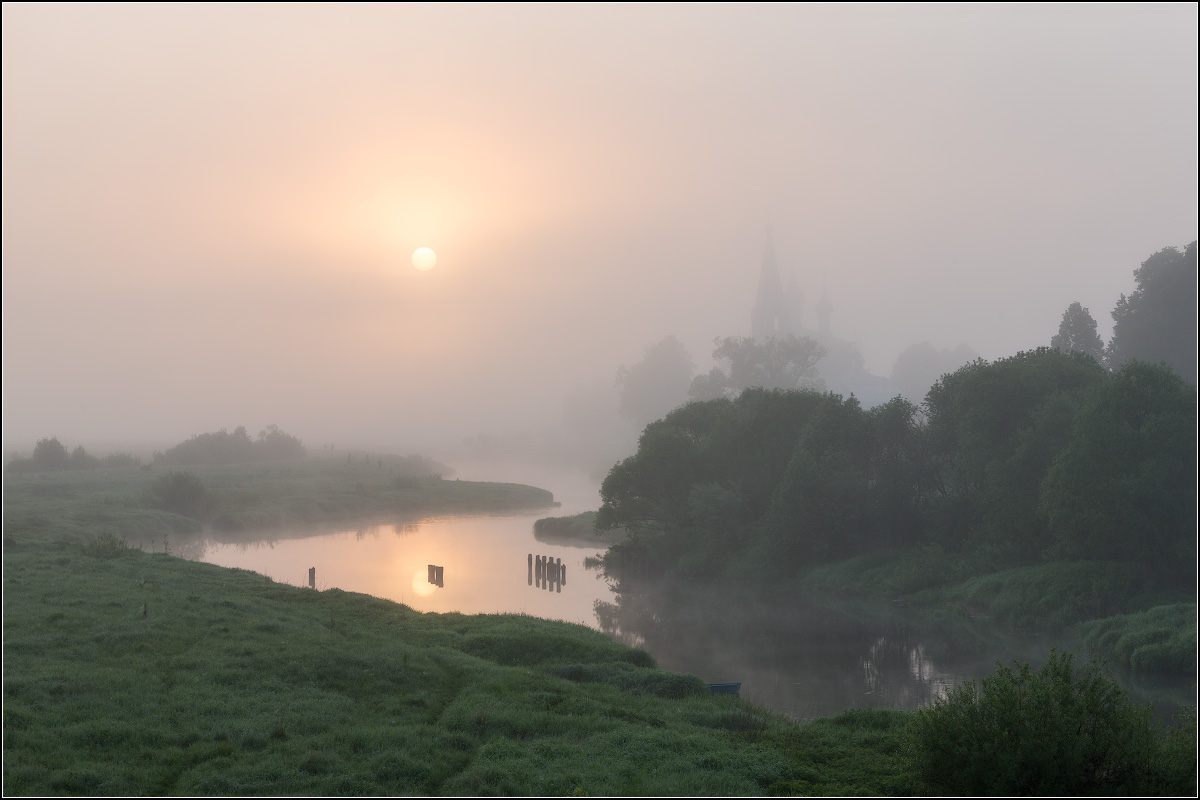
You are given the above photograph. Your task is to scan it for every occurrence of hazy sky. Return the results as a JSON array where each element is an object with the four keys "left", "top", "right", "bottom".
[{"left": 3, "top": 3, "right": 1196, "bottom": 451}]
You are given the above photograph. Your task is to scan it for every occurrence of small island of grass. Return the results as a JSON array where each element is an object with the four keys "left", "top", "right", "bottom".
[{"left": 533, "top": 510, "right": 628, "bottom": 546}]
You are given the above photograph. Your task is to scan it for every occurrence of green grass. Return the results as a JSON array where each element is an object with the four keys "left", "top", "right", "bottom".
[
  {"left": 3, "top": 537, "right": 912, "bottom": 796},
  {"left": 797, "top": 545, "right": 975, "bottom": 598},
  {"left": 2, "top": 457, "right": 558, "bottom": 549},
  {"left": 1079, "top": 604, "right": 1198, "bottom": 675},
  {"left": 532, "top": 510, "right": 628, "bottom": 546},
  {"left": 923, "top": 561, "right": 1177, "bottom": 630}
]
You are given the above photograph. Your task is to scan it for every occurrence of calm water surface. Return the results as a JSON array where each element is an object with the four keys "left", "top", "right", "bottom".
[
  {"left": 170, "top": 463, "right": 612, "bottom": 627},
  {"left": 165, "top": 462, "right": 1194, "bottom": 721}
]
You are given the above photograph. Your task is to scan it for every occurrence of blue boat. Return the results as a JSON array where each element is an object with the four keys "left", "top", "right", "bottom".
[{"left": 707, "top": 682, "right": 741, "bottom": 695}]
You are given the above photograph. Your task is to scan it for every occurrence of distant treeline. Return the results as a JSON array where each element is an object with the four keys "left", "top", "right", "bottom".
[
  {"left": 151, "top": 425, "right": 305, "bottom": 466},
  {"left": 6, "top": 426, "right": 309, "bottom": 474},
  {"left": 6, "top": 438, "right": 141, "bottom": 473},
  {"left": 597, "top": 350, "right": 1196, "bottom": 590}
]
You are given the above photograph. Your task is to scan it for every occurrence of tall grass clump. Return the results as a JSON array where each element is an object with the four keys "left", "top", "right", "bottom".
[
  {"left": 1079, "top": 604, "right": 1197, "bottom": 674},
  {"left": 904, "top": 649, "right": 1196, "bottom": 796},
  {"left": 943, "top": 561, "right": 1158, "bottom": 628}
]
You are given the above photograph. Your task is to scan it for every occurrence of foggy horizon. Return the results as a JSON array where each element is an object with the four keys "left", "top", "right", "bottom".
[{"left": 3, "top": 3, "right": 1196, "bottom": 456}]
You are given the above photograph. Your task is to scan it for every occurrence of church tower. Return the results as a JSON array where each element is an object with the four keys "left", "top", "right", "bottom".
[
  {"left": 816, "top": 286, "right": 832, "bottom": 338},
  {"left": 751, "top": 225, "right": 792, "bottom": 340}
]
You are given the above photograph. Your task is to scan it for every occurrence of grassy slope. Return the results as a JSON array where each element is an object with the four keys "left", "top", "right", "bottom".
[
  {"left": 3, "top": 539, "right": 910, "bottom": 796},
  {"left": 2, "top": 459, "right": 558, "bottom": 548}
]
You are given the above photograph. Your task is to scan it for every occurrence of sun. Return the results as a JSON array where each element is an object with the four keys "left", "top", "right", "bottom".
[{"left": 412, "top": 247, "right": 437, "bottom": 271}]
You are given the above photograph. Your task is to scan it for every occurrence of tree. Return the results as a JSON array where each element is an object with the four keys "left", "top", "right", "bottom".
[
  {"left": 615, "top": 336, "right": 695, "bottom": 427},
  {"left": 922, "top": 348, "right": 1108, "bottom": 560},
  {"left": 687, "top": 334, "right": 824, "bottom": 400},
  {"left": 69, "top": 445, "right": 98, "bottom": 470},
  {"left": 255, "top": 424, "right": 305, "bottom": 460},
  {"left": 148, "top": 471, "right": 208, "bottom": 518},
  {"left": 31, "top": 437, "right": 70, "bottom": 471},
  {"left": 1050, "top": 301, "right": 1104, "bottom": 362},
  {"left": 1039, "top": 361, "right": 1196, "bottom": 585},
  {"left": 1107, "top": 242, "right": 1197, "bottom": 383}
]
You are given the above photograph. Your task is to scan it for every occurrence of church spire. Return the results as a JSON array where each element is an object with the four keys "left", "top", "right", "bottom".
[
  {"left": 751, "top": 224, "right": 791, "bottom": 340},
  {"left": 816, "top": 280, "right": 832, "bottom": 338}
]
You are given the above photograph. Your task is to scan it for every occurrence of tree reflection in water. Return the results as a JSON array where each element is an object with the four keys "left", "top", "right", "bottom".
[{"left": 594, "top": 579, "right": 995, "bottom": 720}]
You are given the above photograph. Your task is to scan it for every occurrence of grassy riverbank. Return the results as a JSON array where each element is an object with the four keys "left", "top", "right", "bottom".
[
  {"left": 3, "top": 538, "right": 912, "bottom": 795},
  {"left": 797, "top": 552, "right": 1197, "bottom": 675},
  {"left": 2, "top": 458, "right": 558, "bottom": 549},
  {"left": 533, "top": 511, "right": 628, "bottom": 547}
]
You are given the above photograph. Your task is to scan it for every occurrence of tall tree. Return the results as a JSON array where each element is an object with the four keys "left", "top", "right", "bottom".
[
  {"left": 1039, "top": 361, "right": 1196, "bottom": 585},
  {"left": 1106, "top": 242, "right": 1197, "bottom": 383},
  {"left": 1050, "top": 301, "right": 1104, "bottom": 362},
  {"left": 615, "top": 336, "right": 695, "bottom": 427}
]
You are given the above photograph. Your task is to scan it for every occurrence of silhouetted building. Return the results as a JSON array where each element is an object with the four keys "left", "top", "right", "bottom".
[{"left": 749, "top": 226, "right": 898, "bottom": 408}]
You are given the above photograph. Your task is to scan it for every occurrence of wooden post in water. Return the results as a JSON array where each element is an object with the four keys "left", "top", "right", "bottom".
[
  {"left": 527, "top": 553, "right": 533, "bottom": 586},
  {"left": 308, "top": 566, "right": 316, "bottom": 589},
  {"left": 556, "top": 558, "right": 562, "bottom": 593}
]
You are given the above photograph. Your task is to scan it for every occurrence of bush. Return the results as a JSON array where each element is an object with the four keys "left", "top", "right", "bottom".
[
  {"left": 82, "top": 533, "right": 132, "bottom": 559},
  {"left": 148, "top": 471, "right": 208, "bottom": 518},
  {"left": 905, "top": 649, "right": 1185, "bottom": 795}
]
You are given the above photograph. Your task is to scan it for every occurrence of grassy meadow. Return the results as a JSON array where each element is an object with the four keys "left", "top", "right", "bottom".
[{"left": 3, "top": 535, "right": 913, "bottom": 796}]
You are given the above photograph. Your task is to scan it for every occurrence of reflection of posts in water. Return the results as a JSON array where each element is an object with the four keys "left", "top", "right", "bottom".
[
  {"left": 427, "top": 564, "right": 444, "bottom": 588},
  {"left": 308, "top": 566, "right": 316, "bottom": 589},
  {"left": 529, "top": 554, "right": 567, "bottom": 594}
]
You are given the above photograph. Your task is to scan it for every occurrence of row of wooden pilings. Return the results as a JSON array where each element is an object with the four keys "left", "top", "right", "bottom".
[{"left": 529, "top": 553, "right": 565, "bottom": 592}]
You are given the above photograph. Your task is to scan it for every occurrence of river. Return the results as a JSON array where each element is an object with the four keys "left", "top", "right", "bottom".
[{"left": 165, "top": 461, "right": 1194, "bottom": 722}]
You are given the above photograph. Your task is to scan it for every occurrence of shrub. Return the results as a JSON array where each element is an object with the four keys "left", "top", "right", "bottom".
[
  {"left": 905, "top": 649, "right": 1176, "bottom": 795},
  {"left": 82, "top": 533, "right": 132, "bottom": 559},
  {"left": 148, "top": 471, "right": 208, "bottom": 518}
]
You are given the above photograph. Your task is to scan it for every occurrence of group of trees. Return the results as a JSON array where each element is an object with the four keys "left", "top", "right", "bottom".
[
  {"left": 597, "top": 348, "right": 1196, "bottom": 588},
  {"left": 7, "top": 425, "right": 308, "bottom": 473},
  {"left": 153, "top": 425, "right": 305, "bottom": 466},
  {"left": 6, "top": 438, "right": 140, "bottom": 473},
  {"left": 1051, "top": 242, "right": 1196, "bottom": 383}
]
